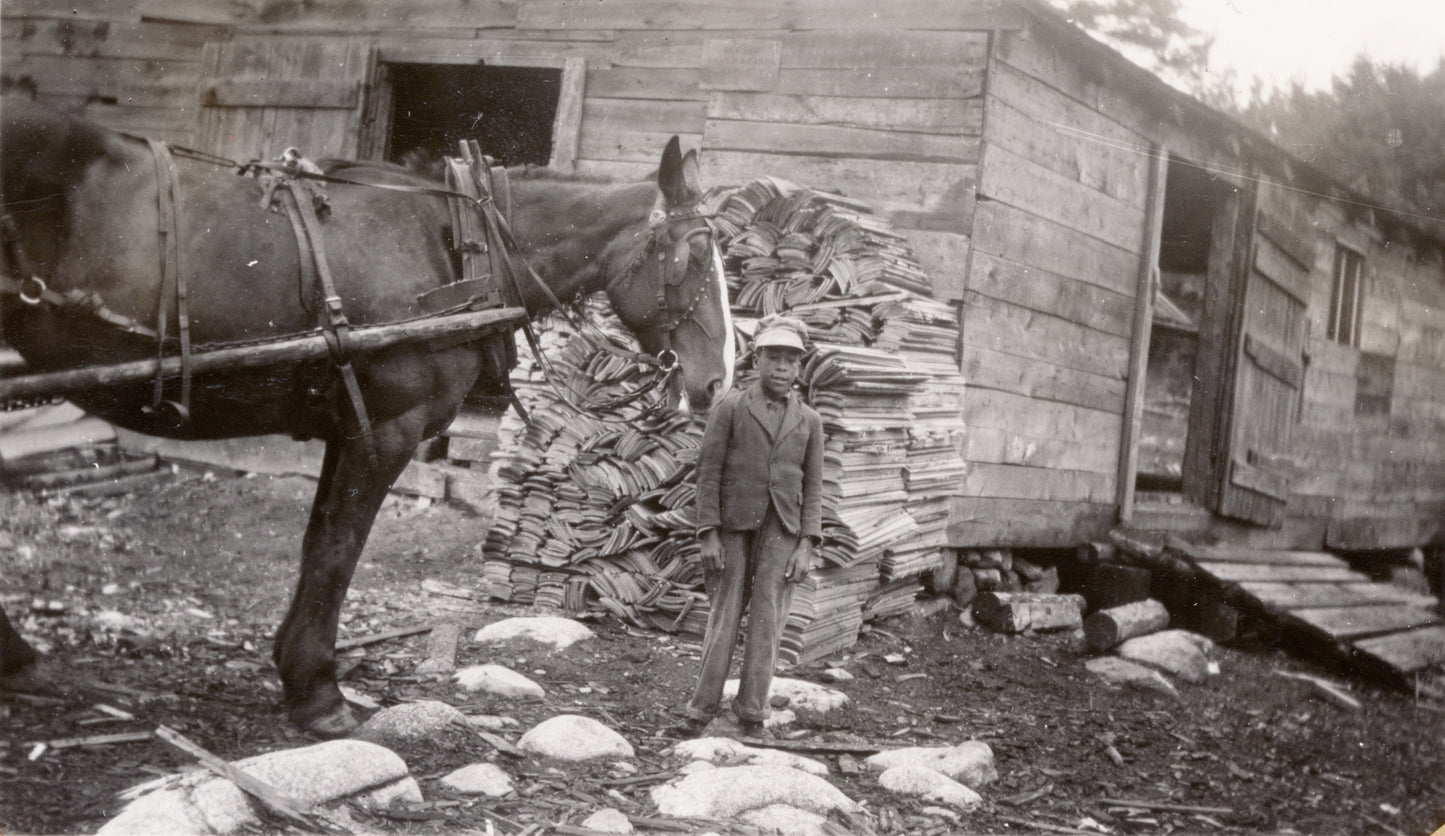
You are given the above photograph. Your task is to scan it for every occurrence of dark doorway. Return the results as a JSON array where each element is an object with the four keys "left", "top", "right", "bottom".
[
  {"left": 383, "top": 63, "right": 561, "bottom": 167},
  {"left": 1136, "top": 156, "right": 1222, "bottom": 493}
]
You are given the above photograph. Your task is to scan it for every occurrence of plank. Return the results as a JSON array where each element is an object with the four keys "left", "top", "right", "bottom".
[
  {"left": 963, "top": 387, "right": 1122, "bottom": 444},
  {"left": 962, "top": 292, "right": 1130, "bottom": 381},
  {"left": 971, "top": 200, "right": 1140, "bottom": 295},
  {"left": 1353, "top": 625, "right": 1445, "bottom": 673},
  {"left": 1289, "top": 605, "right": 1440, "bottom": 640},
  {"left": 781, "top": 0, "right": 1026, "bottom": 31},
  {"left": 3, "top": 18, "right": 223, "bottom": 61},
  {"left": 1253, "top": 236, "right": 1313, "bottom": 306},
  {"left": 700, "top": 38, "right": 780, "bottom": 92},
  {"left": 946, "top": 497, "right": 1115, "bottom": 548},
  {"left": 1255, "top": 209, "right": 1316, "bottom": 270},
  {"left": 581, "top": 98, "right": 707, "bottom": 135},
  {"left": 1171, "top": 543, "right": 1349, "bottom": 567},
  {"left": 1240, "top": 582, "right": 1396, "bottom": 610},
  {"left": 984, "top": 92, "right": 1148, "bottom": 208},
  {"left": 957, "top": 462, "right": 1114, "bottom": 504},
  {"left": 778, "top": 29, "right": 988, "bottom": 68},
  {"left": 773, "top": 65, "right": 984, "bottom": 99},
  {"left": 707, "top": 92, "right": 983, "bottom": 135},
  {"left": 965, "top": 424, "right": 1117, "bottom": 474},
  {"left": 202, "top": 79, "right": 360, "bottom": 109},
  {"left": 1197, "top": 562, "right": 1370, "bottom": 584},
  {"left": 962, "top": 345, "right": 1126, "bottom": 414},
  {"left": 587, "top": 67, "right": 703, "bottom": 100},
  {"left": 701, "top": 150, "right": 976, "bottom": 227},
  {"left": 517, "top": 0, "right": 784, "bottom": 30},
  {"left": 549, "top": 55, "right": 585, "bottom": 172},
  {"left": 978, "top": 144, "right": 1147, "bottom": 254},
  {"left": 903, "top": 230, "right": 971, "bottom": 302},
  {"left": 704, "top": 118, "right": 980, "bottom": 163},
  {"left": 967, "top": 250, "right": 1133, "bottom": 338}
]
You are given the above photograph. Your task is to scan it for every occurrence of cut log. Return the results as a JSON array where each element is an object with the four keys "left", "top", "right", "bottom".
[
  {"left": 0, "top": 417, "right": 116, "bottom": 464},
  {"left": 974, "top": 592, "right": 1087, "bottom": 633},
  {"left": 951, "top": 565, "right": 978, "bottom": 608},
  {"left": 1084, "top": 598, "right": 1170, "bottom": 651}
]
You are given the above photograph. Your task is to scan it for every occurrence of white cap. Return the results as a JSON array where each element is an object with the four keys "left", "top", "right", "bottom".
[{"left": 755, "top": 316, "right": 806, "bottom": 351}]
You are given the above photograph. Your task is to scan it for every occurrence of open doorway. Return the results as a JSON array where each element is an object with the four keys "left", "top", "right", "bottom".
[
  {"left": 379, "top": 63, "right": 562, "bottom": 166},
  {"left": 1135, "top": 157, "right": 1223, "bottom": 494}
]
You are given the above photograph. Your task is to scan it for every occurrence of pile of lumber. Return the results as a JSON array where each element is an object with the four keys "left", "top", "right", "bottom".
[
  {"left": 0, "top": 398, "right": 164, "bottom": 498},
  {"left": 480, "top": 178, "right": 967, "bottom": 664}
]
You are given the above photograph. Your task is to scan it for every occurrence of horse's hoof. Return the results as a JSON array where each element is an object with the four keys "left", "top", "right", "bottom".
[{"left": 297, "top": 703, "right": 360, "bottom": 739}]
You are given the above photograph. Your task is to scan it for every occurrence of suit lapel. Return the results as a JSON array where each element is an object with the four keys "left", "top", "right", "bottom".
[
  {"left": 777, "top": 394, "right": 804, "bottom": 443},
  {"left": 744, "top": 385, "right": 777, "bottom": 442}
]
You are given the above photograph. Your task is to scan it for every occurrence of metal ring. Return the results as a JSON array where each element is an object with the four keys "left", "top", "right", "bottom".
[
  {"left": 18, "top": 275, "right": 46, "bottom": 306},
  {"left": 656, "top": 349, "right": 678, "bottom": 371}
]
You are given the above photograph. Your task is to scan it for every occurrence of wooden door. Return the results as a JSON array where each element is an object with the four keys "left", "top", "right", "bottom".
[
  {"left": 198, "top": 36, "right": 374, "bottom": 162},
  {"left": 1214, "top": 179, "right": 1313, "bottom": 526}
]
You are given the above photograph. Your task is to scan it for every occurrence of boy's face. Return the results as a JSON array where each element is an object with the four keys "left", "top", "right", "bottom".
[{"left": 757, "top": 346, "right": 803, "bottom": 398}]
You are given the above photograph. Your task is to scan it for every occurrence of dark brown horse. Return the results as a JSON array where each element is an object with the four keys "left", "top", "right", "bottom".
[{"left": 0, "top": 98, "right": 733, "bottom": 736}]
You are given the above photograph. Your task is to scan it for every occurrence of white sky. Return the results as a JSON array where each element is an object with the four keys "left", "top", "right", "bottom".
[{"left": 1179, "top": 0, "right": 1445, "bottom": 94}]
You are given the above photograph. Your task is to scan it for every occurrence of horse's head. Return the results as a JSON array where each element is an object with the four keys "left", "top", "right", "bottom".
[{"left": 602, "top": 138, "right": 734, "bottom": 412}]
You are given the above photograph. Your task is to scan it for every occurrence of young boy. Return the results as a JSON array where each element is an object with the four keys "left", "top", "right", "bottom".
[{"left": 684, "top": 314, "right": 825, "bottom": 737}]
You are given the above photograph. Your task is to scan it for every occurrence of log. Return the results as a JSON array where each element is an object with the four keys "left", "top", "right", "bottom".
[
  {"left": 0, "top": 306, "right": 525, "bottom": 402},
  {"left": 974, "top": 592, "right": 1086, "bottom": 633},
  {"left": 0, "top": 417, "right": 116, "bottom": 464},
  {"left": 1084, "top": 598, "right": 1170, "bottom": 651}
]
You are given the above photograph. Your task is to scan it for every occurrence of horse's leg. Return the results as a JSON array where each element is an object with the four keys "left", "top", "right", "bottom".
[
  {"left": 273, "top": 421, "right": 418, "bottom": 737},
  {"left": 1, "top": 605, "right": 38, "bottom": 674}
]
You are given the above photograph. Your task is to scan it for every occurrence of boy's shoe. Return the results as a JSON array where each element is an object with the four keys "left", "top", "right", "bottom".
[{"left": 739, "top": 719, "right": 770, "bottom": 739}]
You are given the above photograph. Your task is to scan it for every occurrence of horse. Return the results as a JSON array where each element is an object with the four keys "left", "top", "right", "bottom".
[{"left": 0, "top": 98, "right": 734, "bottom": 737}]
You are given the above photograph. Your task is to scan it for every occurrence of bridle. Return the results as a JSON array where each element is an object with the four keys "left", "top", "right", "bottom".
[{"left": 522, "top": 203, "right": 724, "bottom": 417}]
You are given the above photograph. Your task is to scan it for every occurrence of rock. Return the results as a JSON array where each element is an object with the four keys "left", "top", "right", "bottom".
[
  {"left": 739, "top": 804, "right": 831, "bottom": 836},
  {"left": 453, "top": 664, "right": 546, "bottom": 700},
  {"left": 651, "top": 764, "right": 860, "bottom": 819},
  {"left": 472, "top": 616, "right": 595, "bottom": 648},
  {"left": 440, "top": 763, "right": 514, "bottom": 797},
  {"left": 864, "top": 741, "right": 996, "bottom": 789},
  {"left": 99, "top": 740, "right": 418, "bottom": 835},
  {"left": 951, "top": 566, "right": 978, "bottom": 608},
  {"left": 1085, "top": 656, "right": 1180, "bottom": 698},
  {"left": 820, "top": 667, "right": 854, "bottom": 682},
  {"left": 518, "top": 715, "right": 634, "bottom": 761},
  {"left": 720, "top": 676, "right": 849, "bottom": 714},
  {"left": 670, "top": 737, "right": 830, "bottom": 775},
  {"left": 338, "top": 686, "right": 380, "bottom": 710},
  {"left": 580, "top": 808, "right": 634, "bottom": 833},
  {"left": 877, "top": 764, "right": 984, "bottom": 808},
  {"left": 92, "top": 609, "right": 141, "bottom": 633},
  {"left": 1115, "top": 629, "right": 1212, "bottom": 683},
  {"left": 354, "top": 700, "right": 468, "bottom": 747},
  {"left": 465, "top": 714, "right": 520, "bottom": 731}
]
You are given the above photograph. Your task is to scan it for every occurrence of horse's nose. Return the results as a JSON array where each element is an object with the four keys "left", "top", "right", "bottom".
[{"left": 705, "top": 378, "right": 725, "bottom": 407}]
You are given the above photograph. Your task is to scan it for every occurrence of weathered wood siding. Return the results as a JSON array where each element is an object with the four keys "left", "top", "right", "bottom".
[
  {"left": 1292, "top": 202, "right": 1445, "bottom": 549},
  {"left": 948, "top": 22, "right": 1152, "bottom": 546}
]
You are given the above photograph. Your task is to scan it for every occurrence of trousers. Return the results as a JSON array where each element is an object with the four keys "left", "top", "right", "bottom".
[{"left": 686, "top": 504, "right": 797, "bottom": 723}]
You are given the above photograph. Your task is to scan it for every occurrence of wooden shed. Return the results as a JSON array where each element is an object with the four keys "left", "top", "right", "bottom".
[{"left": 5, "top": 0, "right": 1445, "bottom": 559}]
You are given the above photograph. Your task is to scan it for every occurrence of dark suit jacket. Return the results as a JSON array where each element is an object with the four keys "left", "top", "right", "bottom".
[{"left": 694, "top": 382, "right": 824, "bottom": 541}]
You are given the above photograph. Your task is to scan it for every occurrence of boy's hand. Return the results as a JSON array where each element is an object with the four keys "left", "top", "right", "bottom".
[
  {"left": 784, "top": 540, "right": 813, "bottom": 583},
  {"left": 699, "top": 529, "right": 724, "bottom": 573}
]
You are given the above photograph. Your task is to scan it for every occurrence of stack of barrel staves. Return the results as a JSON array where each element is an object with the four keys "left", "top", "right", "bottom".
[{"left": 479, "top": 177, "right": 967, "bottom": 665}]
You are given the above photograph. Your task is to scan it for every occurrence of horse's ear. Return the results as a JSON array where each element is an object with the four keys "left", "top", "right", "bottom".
[
  {"left": 657, "top": 135, "right": 689, "bottom": 206},
  {"left": 681, "top": 149, "right": 702, "bottom": 198}
]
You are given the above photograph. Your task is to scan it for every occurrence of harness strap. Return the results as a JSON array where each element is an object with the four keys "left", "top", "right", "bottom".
[
  {"left": 280, "top": 180, "right": 378, "bottom": 468},
  {"left": 144, "top": 139, "right": 192, "bottom": 422}
]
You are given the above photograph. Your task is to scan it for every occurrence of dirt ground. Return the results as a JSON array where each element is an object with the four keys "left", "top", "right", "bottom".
[{"left": 2, "top": 468, "right": 1442, "bottom": 836}]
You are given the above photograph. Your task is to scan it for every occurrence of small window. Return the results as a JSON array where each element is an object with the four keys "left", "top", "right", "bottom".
[{"left": 1327, "top": 245, "right": 1364, "bottom": 346}]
